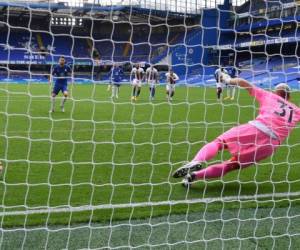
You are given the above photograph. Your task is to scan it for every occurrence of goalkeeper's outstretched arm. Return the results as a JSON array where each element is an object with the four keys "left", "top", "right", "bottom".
[
  {"left": 222, "top": 75, "right": 253, "bottom": 94},
  {"left": 229, "top": 78, "right": 253, "bottom": 94}
]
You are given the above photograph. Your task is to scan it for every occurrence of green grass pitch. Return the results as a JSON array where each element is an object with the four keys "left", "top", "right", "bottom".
[{"left": 0, "top": 83, "right": 300, "bottom": 248}]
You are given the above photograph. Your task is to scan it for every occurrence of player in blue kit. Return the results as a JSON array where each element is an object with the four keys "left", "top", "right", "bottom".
[
  {"left": 110, "top": 63, "right": 124, "bottom": 99},
  {"left": 49, "top": 56, "right": 72, "bottom": 113}
]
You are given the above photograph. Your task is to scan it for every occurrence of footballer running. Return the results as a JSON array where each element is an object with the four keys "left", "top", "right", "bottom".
[
  {"left": 165, "top": 69, "right": 179, "bottom": 101},
  {"left": 49, "top": 56, "right": 72, "bottom": 113},
  {"left": 146, "top": 65, "right": 159, "bottom": 101},
  {"left": 131, "top": 63, "right": 144, "bottom": 101}
]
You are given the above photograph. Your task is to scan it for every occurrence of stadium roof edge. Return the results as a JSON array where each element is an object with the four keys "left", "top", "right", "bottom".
[
  {"left": 0, "top": 1, "right": 124, "bottom": 11},
  {"left": 0, "top": 1, "right": 200, "bottom": 17}
]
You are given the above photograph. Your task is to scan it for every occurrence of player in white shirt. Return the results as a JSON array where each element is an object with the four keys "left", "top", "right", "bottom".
[
  {"left": 146, "top": 65, "right": 159, "bottom": 101},
  {"left": 165, "top": 69, "right": 179, "bottom": 101},
  {"left": 224, "top": 66, "right": 239, "bottom": 100},
  {"left": 214, "top": 67, "right": 228, "bottom": 100},
  {"left": 131, "top": 64, "right": 144, "bottom": 101}
]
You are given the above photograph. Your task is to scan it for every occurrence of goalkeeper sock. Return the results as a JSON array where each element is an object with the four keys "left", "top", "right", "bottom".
[
  {"left": 171, "top": 91, "right": 174, "bottom": 97},
  {"left": 194, "top": 161, "right": 239, "bottom": 179},
  {"left": 193, "top": 140, "right": 223, "bottom": 162}
]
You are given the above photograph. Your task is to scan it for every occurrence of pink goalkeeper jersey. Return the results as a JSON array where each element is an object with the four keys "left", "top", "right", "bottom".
[{"left": 250, "top": 87, "right": 300, "bottom": 142}]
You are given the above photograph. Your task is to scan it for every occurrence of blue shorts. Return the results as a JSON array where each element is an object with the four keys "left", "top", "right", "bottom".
[
  {"left": 53, "top": 84, "right": 68, "bottom": 95},
  {"left": 112, "top": 81, "right": 121, "bottom": 87}
]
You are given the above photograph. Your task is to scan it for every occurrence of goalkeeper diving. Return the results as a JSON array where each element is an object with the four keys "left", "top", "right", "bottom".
[{"left": 173, "top": 70, "right": 300, "bottom": 186}]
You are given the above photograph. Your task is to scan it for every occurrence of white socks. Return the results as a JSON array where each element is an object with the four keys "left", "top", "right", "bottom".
[
  {"left": 61, "top": 96, "right": 67, "bottom": 108},
  {"left": 111, "top": 86, "right": 119, "bottom": 98},
  {"left": 227, "top": 86, "right": 236, "bottom": 98},
  {"left": 51, "top": 96, "right": 55, "bottom": 111},
  {"left": 231, "top": 86, "right": 236, "bottom": 98},
  {"left": 51, "top": 96, "right": 67, "bottom": 112}
]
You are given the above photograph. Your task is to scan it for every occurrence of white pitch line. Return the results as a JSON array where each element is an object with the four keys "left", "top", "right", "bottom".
[
  {"left": 3, "top": 124, "right": 235, "bottom": 135},
  {"left": 3, "top": 124, "right": 300, "bottom": 135},
  {"left": 1, "top": 191, "right": 299, "bottom": 217}
]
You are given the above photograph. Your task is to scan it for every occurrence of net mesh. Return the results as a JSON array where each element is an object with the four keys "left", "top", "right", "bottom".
[{"left": 0, "top": 0, "right": 300, "bottom": 249}]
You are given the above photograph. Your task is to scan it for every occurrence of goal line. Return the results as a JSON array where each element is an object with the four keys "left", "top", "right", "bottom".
[{"left": 1, "top": 191, "right": 300, "bottom": 217}]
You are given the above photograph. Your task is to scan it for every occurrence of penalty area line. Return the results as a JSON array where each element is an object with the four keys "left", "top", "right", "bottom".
[{"left": 0, "top": 191, "right": 300, "bottom": 217}]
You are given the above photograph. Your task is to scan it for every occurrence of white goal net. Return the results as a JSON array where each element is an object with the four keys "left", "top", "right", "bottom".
[{"left": 0, "top": 0, "right": 300, "bottom": 249}]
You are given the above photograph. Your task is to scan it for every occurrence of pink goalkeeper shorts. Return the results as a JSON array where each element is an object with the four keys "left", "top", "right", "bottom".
[{"left": 217, "top": 123, "right": 280, "bottom": 167}]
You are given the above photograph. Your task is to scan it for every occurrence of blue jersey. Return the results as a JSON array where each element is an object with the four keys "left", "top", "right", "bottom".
[
  {"left": 111, "top": 67, "right": 123, "bottom": 83},
  {"left": 228, "top": 67, "right": 239, "bottom": 78},
  {"left": 52, "top": 65, "right": 71, "bottom": 85}
]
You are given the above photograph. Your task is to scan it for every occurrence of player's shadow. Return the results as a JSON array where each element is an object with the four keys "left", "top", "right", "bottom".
[{"left": 186, "top": 180, "right": 259, "bottom": 197}]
